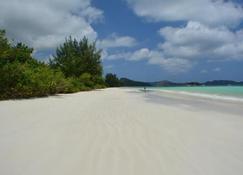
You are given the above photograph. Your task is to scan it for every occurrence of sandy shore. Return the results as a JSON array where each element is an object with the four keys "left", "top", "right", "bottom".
[{"left": 0, "top": 88, "right": 243, "bottom": 175}]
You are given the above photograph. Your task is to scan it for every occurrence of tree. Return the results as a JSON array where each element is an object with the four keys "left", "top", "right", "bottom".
[
  {"left": 50, "top": 37, "right": 103, "bottom": 78},
  {"left": 11, "top": 43, "right": 33, "bottom": 63},
  {"left": 0, "top": 29, "right": 71, "bottom": 99},
  {"left": 0, "top": 31, "right": 33, "bottom": 65},
  {"left": 0, "top": 30, "right": 10, "bottom": 51},
  {"left": 0, "top": 30, "right": 106, "bottom": 100},
  {"left": 105, "top": 73, "right": 121, "bottom": 87},
  {"left": 0, "top": 30, "right": 10, "bottom": 66}
]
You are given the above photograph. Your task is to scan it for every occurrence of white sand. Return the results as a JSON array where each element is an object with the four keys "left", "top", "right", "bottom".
[{"left": 0, "top": 88, "right": 243, "bottom": 175}]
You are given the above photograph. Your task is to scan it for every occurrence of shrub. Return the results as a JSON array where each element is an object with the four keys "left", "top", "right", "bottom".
[
  {"left": 0, "top": 29, "right": 106, "bottom": 100},
  {"left": 0, "top": 61, "right": 69, "bottom": 99},
  {"left": 50, "top": 37, "right": 103, "bottom": 78},
  {"left": 105, "top": 73, "right": 121, "bottom": 87}
]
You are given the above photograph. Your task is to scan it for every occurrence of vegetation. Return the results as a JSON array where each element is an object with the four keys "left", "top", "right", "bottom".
[
  {"left": 0, "top": 30, "right": 105, "bottom": 100},
  {"left": 105, "top": 73, "right": 122, "bottom": 87},
  {"left": 50, "top": 36, "right": 105, "bottom": 90},
  {"left": 120, "top": 78, "right": 151, "bottom": 87},
  {"left": 50, "top": 37, "right": 102, "bottom": 78}
]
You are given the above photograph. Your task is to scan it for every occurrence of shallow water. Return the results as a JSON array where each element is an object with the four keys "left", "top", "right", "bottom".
[{"left": 149, "top": 86, "right": 243, "bottom": 100}]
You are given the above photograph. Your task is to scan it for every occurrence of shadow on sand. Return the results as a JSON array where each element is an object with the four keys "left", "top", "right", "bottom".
[{"left": 126, "top": 88, "right": 243, "bottom": 116}]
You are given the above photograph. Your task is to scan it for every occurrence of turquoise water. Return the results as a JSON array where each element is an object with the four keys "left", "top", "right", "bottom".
[{"left": 151, "top": 86, "right": 243, "bottom": 99}]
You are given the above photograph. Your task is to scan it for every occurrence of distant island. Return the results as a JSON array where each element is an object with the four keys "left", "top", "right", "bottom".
[{"left": 120, "top": 78, "right": 243, "bottom": 87}]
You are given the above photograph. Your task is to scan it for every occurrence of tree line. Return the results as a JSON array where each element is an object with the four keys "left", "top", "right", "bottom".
[{"left": 0, "top": 29, "right": 122, "bottom": 100}]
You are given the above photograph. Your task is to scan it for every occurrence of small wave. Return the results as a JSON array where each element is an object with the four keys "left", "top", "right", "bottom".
[{"left": 153, "top": 89, "right": 243, "bottom": 103}]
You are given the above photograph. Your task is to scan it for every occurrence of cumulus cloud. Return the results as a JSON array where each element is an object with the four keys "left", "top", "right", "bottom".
[
  {"left": 0, "top": 0, "right": 103, "bottom": 50},
  {"left": 105, "top": 48, "right": 193, "bottom": 73},
  {"left": 123, "top": 0, "right": 243, "bottom": 73},
  {"left": 126, "top": 0, "right": 243, "bottom": 26},
  {"left": 158, "top": 21, "right": 243, "bottom": 61},
  {"left": 213, "top": 67, "right": 221, "bottom": 72},
  {"left": 98, "top": 33, "right": 137, "bottom": 48},
  {"left": 147, "top": 55, "right": 193, "bottom": 73},
  {"left": 201, "top": 69, "right": 208, "bottom": 74},
  {"left": 105, "top": 48, "right": 150, "bottom": 61},
  {"left": 103, "top": 21, "right": 243, "bottom": 73},
  {"left": 104, "top": 64, "right": 114, "bottom": 70}
]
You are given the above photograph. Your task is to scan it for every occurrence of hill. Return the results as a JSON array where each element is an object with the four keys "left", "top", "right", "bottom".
[
  {"left": 120, "top": 78, "right": 151, "bottom": 87},
  {"left": 120, "top": 78, "right": 243, "bottom": 87}
]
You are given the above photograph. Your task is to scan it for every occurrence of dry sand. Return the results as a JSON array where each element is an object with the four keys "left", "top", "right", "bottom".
[{"left": 0, "top": 88, "right": 243, "bottom": 175}]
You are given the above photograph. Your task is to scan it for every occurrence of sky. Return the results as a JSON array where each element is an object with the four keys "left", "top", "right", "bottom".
[{"left": 1, "top": 0, "right": 243, "bottom": 82}]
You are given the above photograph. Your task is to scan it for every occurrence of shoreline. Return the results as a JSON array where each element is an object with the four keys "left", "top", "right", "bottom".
[
  {"left": 141, "top": 88, "right": 243, "bottom": 116},
  {"left": 148, "top": 88, "right": 243, "bottom": 103}
]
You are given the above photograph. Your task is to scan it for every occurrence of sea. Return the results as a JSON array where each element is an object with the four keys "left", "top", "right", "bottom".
[{"left": 149, "top": 86, "right": 243, "bottom": 102}]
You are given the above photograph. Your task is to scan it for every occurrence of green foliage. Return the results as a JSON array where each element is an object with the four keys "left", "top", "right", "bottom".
[
  {"left": 0, "top": 30, "right": 67, "bottom": 99},
  {"left": 79, "top": 73, "right": 94, "bottom": 88},
  {"left": 11, "top": 43, "right": 34, "bottom": 63},
  {"left": 0, "top": 31, "right": 33, "bottom": 66},
  {"left": 92, "top": 76, "right": 106, "bottom": 89},
  {"left": 49, "top": 36, "right": 105, "bottom": 91},
  {"left": 64, "top": 77, "right": 91, "bottom": 93},
  {"left": 50, "top": 37, "right": 103, "bottom": 78},
  {"left": 0, "top": 30, "right": 10, "bottom": 54},
  {"left": 0, "top": 30, "right": 10, "bottom": 67},
  {"left": 0, "top": 29, "right": 106, "bottom": 100},
  {"left": 0, "top": 60, "right": 69, "bottom": 99},
  {"left": 105, "top": 73, "right": 121, "bottom": 87}
]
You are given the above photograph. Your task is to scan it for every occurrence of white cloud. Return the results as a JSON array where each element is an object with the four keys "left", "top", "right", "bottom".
[
  {"left": 0, "top": 0, "right": 103, "bottom": 50},
  {"left": 103, "top": 21, "right": 243, "bottom": 73},
  {"left": 98, "top": 33, "right": 137, "bottom": 49},
  {"left": 118, "top": 0, "right": 243, "bottom": 73},
  {"left": 104, "top": 64, "right": 114, "bottom": 70},
  {"left": 213, "top": 67, "right": 221, "bottom": 72},
  {"left": 158, "top": 21, "right": 243, "bottom": 61},
  {"left": 129, "top": 48, "right": 150, "bottom": 61},
  {"left": 126, "top": 0, "right": 243, "bottom": 27},
  {"left": 105, "top": 52, "right": 131, "bottom": 60},
  {"left": 105, "top": 48, "right": 193, "bottom": 73},
  {"left": 148, "top": 56, "right": 193, "bottom": 73},
  {"left": 201, "top": 69, "right": 208, "bottom": 74},
  {"left": 105, "top": 48, "right": 150, "bottom": 61},
  {"left": 79, "top": 6, "right": 103, "bottom": 23}
]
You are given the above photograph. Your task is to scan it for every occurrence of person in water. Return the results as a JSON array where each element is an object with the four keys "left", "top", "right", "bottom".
[{"left": 143, "top": 87, "right": 147, "bottom": 92}]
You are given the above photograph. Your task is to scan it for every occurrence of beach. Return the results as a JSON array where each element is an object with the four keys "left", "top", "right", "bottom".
[{"left": 0, "top": 88, "right": 243, "bottom": 175}]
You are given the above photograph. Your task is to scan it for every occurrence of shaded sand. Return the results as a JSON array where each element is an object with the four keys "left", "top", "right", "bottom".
[{"left": 0, "top": 88, "right": 243, "bottom": 175}]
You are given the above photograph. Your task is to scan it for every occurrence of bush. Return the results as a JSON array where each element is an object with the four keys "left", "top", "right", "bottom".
[
  {"left": 0, "top": 29, "right": 106, "bottom": 100},
  {"left": 105, "top": 73, "right": 121, "bottom": 87},
  {"left": 0, "top": 61, "right": 69, "bottom": 99},
  {"left": 50, "top": 37, "right": 103, "bottom": 78},
  {"left": 63, "top": 77, "right": 89, "bottom": 93},
  {"left": 49, "top": 37, "right": 106, "bottom": 90},
  {"left": 79, "top": 73, "right": 95, "bottom": 88}
]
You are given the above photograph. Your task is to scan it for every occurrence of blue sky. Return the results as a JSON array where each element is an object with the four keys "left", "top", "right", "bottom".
[
  {"left": 1, "top": 0, "right": 243, "bottom": 82},
  {"left": 94, "top": 0, "right": 243, "bottom": 82}
]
